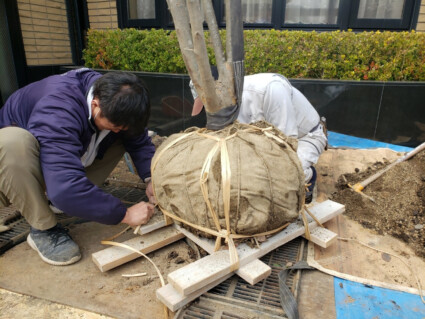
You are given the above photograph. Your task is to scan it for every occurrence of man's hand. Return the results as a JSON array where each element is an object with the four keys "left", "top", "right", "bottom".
[
  {"left": 146, "top": 181, "right": 156, "bottom": 205},
  {"left": 121, "top": 201, "right": 154, "bottom": 226}
]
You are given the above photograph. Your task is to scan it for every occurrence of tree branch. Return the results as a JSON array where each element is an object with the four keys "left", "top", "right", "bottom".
[
  {"left": 187, "top": 0, "right": 220, "bottom": 113},
  {"left": 166, "top": 0, "right": 201, "bottom": 93},
  {"left": 202, "top": 0, "right": 225, "bottom": 75}
]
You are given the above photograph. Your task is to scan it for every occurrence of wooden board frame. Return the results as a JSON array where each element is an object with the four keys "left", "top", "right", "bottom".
[
  {"left": 92, "top": 226, "right": 184, "bottom": 272},
  {"left": 158, "top": 200, "right": 345, "bottom": 310}
]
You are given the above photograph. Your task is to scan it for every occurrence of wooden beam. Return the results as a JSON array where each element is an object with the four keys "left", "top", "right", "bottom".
[
  {"left": 236, "top": 259, "right": 272, "bottom": 285},
  {"left": 166, "top": 200, "right": 344, "bottom": 297},
  {"left": 92, "top": 226, "right": 185, "bottom": 272},
  {"left": 132, "top": 210, "right": 170, "bottom": 235},
  {"left": 304, "top": 227, "right": 338, "bottom": 248},
  {"left": 175, "top": 206, "right": 337, "bottom": 252},
  {"left": 174, "top": 224, "right": 272, "bottom": 285},
  {"left": 135, "top": 220, "right": 167, "bottom": 235},
  {"left": 173, "top": 224, "right": 215, "bottom": 253},
  {"left": 156, "top": 273, "right": 234, "bottom": 312}
]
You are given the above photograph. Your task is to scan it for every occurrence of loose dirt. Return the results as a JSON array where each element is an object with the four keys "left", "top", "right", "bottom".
[
  {"left": 331, "top": 150, "right": 425, "bottom": 258},
  {"left": 110, "top": 136, "right": 425, "bottom": 260},
  {"left": 106, "top": 135, "right": 167, "bottom": 187}
]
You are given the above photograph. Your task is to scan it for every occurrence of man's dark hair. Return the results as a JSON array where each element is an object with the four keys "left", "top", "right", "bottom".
[{"left": 93, "top": 71, "right": 150, "bottom": 135}]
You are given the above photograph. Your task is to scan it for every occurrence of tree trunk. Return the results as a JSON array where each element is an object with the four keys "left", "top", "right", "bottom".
[{"left": 166, "top": 0, "right": 244, "bottom": 119}]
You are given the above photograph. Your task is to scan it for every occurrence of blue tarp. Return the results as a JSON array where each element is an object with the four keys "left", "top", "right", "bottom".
[
  {"left": 327, "top": 132, "right": 423, "bottom": 318},
  {"left": 328, "top": 132, "right": 413, "bottom": 153},
  {"left": 334, "top": 278, "right": 425, "bottom": 319}
]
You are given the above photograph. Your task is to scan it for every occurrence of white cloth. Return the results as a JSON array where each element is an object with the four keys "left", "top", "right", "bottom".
[
  {"left": 190, "top": 73, "right": 327, "bottom": 182},
  {"left": 239, "top": 74, "right": 319, "bottom": 137},
  {"left": 238, "top": 74, "right": 327, "bottom": 182},
  {"left": 81, "top": 86, "right": 110, "bottom": 167}
]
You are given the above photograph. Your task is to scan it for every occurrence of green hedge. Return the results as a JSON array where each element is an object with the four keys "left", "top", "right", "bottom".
[{"left": 83, "top": 28, "right": 425, "bottom": 81}]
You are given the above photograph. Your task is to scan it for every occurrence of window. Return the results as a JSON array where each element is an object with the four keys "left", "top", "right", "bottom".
[
  {"left": 241, "top": 0, "right": 273, "bottom": 24},
  {"left": 118, "top": 0, "right": 166, "bottom": 28},
  {"left": 357, "top": 0, "right": 404, "bottom": 19},
  {"left": 128, "top": 0, "right": 156, "bottom": 20},
  {"left": 284, "top": 0, "right": 340, "bottom": 25},
  {"left": 117, "top": 0, "right": 420, "bottom": 32},
  {"left": 349, "top": 0, "right": 415, "bottom": 29},
  {"left": 220, "top": 0, "right": 273, "bottom": 25}
]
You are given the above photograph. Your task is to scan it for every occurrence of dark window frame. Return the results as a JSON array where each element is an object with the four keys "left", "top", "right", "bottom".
[
  {"left": 348, "top": 0, "right": 417, "bottom": 30},
  {"left": 117, "top": 0, "right": 421, "bottom": 32},
  {"left": 118, "top": 0, "right": 167, "bottom": 28}
]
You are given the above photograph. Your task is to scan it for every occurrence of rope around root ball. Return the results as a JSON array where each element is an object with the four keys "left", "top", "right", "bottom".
[{"left": 151, "top": 124, "right": 305, "bottom": 271}]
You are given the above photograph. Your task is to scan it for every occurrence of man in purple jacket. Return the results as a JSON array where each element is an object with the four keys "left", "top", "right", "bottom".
[{"left": 0, "top": 68, "right": 156, "bottom": 266}]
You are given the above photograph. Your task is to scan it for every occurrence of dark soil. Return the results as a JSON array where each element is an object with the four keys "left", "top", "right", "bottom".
[
  {"left": 106, "top": 134, "right": 167, "bottom": 187},
  {"left": 331, "top": 150, "right": 425, "bottom": 258}
]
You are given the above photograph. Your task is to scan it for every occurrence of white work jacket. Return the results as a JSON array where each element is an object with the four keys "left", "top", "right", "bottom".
[{"left": 238, "top": 73, "right": 320, "bottom": 138}]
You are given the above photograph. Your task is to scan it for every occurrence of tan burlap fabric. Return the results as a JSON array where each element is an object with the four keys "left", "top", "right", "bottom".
[{"left": 151, "top": 122, "right": 305, "bottom": 237}]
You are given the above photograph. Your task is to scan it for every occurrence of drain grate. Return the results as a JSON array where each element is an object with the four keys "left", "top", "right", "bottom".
[
  {"left": 101, "top": 185, "right": 147, "bottom": 207},
  {"left": 0, "top": 185, "right": 146, "bottom": 254},
  {"left": 178, "top": 237, "right": 306, "bottom": 319},
  {"left": 0, "top": 207, "right": 83, "bottom": 254}
]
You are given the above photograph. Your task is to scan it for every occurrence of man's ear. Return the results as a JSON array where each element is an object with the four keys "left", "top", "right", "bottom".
[
  {"left": 91, "top": 98, "right": 102, "bottom": 119},
  {"left": 192, "top": 97, "right": 204, "bottom": 116}
]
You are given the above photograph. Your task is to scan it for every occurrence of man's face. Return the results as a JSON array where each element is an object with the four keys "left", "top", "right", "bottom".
[
  {"left": 92, "top": 97, "right": 128, "bottom": 133},
  {"left": 96, "top": 115, "right": 128, "bottom": 133}
]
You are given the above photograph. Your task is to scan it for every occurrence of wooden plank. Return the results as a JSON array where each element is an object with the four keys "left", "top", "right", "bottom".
[
  {"left": 92, "top": 226, "right": 185, "bottom": 272},
  {"left": 156, "top": 274, "right": 234, "bottom": 312},
  {"left": 136, "top": 220, "right": 167, "bottom": 235},
  {"left": 304, "top": 227, "right": 338, "bottom": 248},
  {"left": 167, "top": 200, "right": 344, "bottom": 297},
  {"left": 174, "top": 224, "right": 215, "bottom": 253},
  {"left": 174, "top": 224, "right": 272, "bottom": 285},
  {"left": 157, "top": 202, "right": 344, "bottom": 311},
  {"left": 177, "top": 220, "right": 336, "bottom": 261},
  {"left": 236, "top": 259, "right": 272, "bottom": 285},
  {"left": 132, "top": 210, "right": 170, "bottom": 235}
]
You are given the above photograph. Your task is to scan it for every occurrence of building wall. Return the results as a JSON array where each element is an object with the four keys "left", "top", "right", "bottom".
[
  {"left": 417, "top": 1, "right": 425, "bottom": 31},
  {"left": 17, "top": 0, "right": 72, "bottom": 66},
  {"left": 87, "top": 0, "right": 118, "bottom": 30}
]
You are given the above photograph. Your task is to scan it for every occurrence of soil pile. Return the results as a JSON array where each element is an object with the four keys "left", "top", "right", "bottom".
[{"left": 331, "top": 150, "right": 425, "bottom": 258}]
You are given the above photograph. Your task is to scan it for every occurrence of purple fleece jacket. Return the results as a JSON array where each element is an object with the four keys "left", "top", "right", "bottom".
[{"left": 0, "top": 68, "right": 155, "bottom": 224}]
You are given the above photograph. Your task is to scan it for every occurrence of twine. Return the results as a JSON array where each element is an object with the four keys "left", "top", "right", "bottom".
[
  {"left": 338, "top": 237, "right": 425, "bottom": 304},
  {"left": 151, "top": 124, "right": 303, "bottom": 272}
]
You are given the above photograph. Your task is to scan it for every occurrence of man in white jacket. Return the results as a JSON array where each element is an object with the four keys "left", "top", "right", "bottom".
[{"left": 190, "top": 73, "right": 327, "bottom": 203}]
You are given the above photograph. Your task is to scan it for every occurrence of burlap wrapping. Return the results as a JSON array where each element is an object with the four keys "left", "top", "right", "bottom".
[{"left": 151, "top": 122, "right": 305, "bottom": 238}]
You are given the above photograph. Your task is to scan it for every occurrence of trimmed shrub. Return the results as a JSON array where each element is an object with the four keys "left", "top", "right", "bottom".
[
  {"left": 83, "top": 29, "right": 186, "bottom": 73},
  {"left": 83, "top": 29, "right": 425, "bottom": 81}
]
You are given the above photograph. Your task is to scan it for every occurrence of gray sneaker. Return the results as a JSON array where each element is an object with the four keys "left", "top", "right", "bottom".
[{"left": 27, "top": 225, "right": 81, "bottom": 266}]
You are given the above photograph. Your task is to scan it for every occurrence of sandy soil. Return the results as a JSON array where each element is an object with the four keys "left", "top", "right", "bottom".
[
  {"left": 331, "top": 150, "right": 425, "bottom": 258},
  {"left": 107, "top": 134, "right": 167, "bottom": 187},
  {"left": 1, "top": 137, "right": 424, "bottom": 318}
]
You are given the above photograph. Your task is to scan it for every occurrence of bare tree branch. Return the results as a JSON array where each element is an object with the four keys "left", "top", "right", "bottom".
[
  {"left": 187, "top": 0, "right": 220, "bottom": 112},
  {"left": 202, "top": 0, "right": 225, "bottom": 74},
  {"left": 166, "top": 0, "right": 242, "bottom": 117},
  {"left": 225, "top": 0, "right": 244, "bottom": 105},
  {"left": 166, "top": 0, "right": 200, "bottom": 92}
]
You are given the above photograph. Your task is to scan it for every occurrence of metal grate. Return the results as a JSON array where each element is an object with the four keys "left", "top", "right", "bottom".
[
  {"left": 182, "top": 304, "right": 216, "bottom": 319},
  {"left": 177, "top": 237, "right": 306, "bottom": 319},
  {"left": 0, "top": 185, "right": 144, "bottom": 254},
  {"left": 0, "top": 207, "right": 83, "bottom": 254},
  {"left": 102, "top": 185, "right": 147, "bottom": 207}
]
